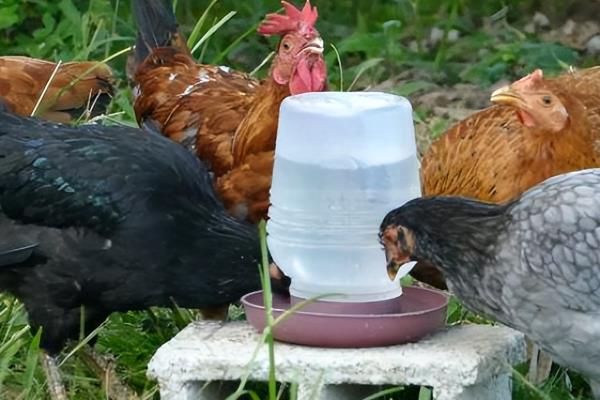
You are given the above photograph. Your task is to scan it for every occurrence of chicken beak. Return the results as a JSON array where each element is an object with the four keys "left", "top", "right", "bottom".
[
  {"left": 386, "top": 257, "right": 411, "bottom": 281},
  {"left": 387, "top": 260, "right": 400, "bottom": 281},
  {"left": 490, "top": 85, "right": 523, "bottom": 107},
  {"left": 301, "top": 37, "right": 324, "bottom": 55}
]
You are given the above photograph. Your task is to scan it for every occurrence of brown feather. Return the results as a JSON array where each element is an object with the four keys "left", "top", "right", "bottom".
[
  {"left": 134, "top": 48, "right": 292, "bottom": 222},
  {"left": 134, "top": 49, "right": 260, "bottom": 176},
  {"left": 0, "top": 56, "right": 113, "bottom": 122},
  {"left": 231, "top": 81, "right": 290, "bottom": 166},
  {"left": 216, "top": 151, "right": 275, "bottom": 223}
]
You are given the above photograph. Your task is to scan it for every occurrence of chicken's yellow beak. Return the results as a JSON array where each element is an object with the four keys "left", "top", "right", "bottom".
[
  {"left": 490, "top": 85, "right": 523, "bottom": 107},
  {"left": 387, "top": 260, "right": 401, "bottom": 281}
]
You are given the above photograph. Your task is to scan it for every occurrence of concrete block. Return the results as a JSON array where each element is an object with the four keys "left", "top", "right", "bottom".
[{"left": 148, "top": 321, "right": 525, "bottom": 400}]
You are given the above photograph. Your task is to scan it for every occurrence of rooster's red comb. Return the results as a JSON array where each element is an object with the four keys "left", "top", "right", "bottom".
[{"left": 258, "top": 0, "right": 319, "bottom": 37}]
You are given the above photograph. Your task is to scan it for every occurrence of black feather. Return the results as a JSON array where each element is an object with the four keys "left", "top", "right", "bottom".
[
  {"left": 0, "top": 111, "right": 262, "bottom": 354},
  {"left": 381, "top": 196, "right": 512, "bottom": 271},
  {"left": 132, "top": 0, "right": 182, "bottom": 68}
]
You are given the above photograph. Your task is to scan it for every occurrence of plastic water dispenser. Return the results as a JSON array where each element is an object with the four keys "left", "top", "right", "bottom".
[{"left": 267, "top": 92, "right": 421, "bottom": 303}]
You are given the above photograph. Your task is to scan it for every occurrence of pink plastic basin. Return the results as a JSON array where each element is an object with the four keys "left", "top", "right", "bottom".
[{"left": 242, "top": 286, "right": 449, "bottom": 348}]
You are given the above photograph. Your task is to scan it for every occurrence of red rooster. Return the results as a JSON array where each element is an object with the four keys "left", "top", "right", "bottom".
[{"left": 132, "top": 0, "right": 327, "bottom": 223}]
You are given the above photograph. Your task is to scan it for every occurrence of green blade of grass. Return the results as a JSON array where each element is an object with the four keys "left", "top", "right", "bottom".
[
  {"left": 271, "top": 293, "right": 340, "bottom": 328},
  {"left": 258, "top": 220, "right": 277, "bottom": 400},
  {"left": 227, "top": 221, "right": 282, "bottom": 400},
  {"left": 250, "top": 52, "right": 275, "bottom": 77},
  {"left": 276, "top": 382, "right": 288, "bottom": 400},
  {"left": 59, "top": 320, "right": 108, "bottom": 367},
  {"left": 78, "top": 17, "right": 104, "bottom": 60},
  {"left": 145, "top": 308, "right": 169, "bottom": 341},
  {"left": 0, "top": 338, "right": 22, "bottom": 394},
  {"left": 347, "top": 57, "right": 384, "bottom": 91},
  {"left": 418, "top": 386, "right": 432, "bottom": 400},
  {"left": 0, "top": 326, "right": 30, "bottom": 356},
  {"left": 190, "top": 11, "right": 237, "bottom": 55},
  {"left": 361, "top": 386, "right": 405, "bottom": 400},
  {"left": 289, "top": 380, "right": 298, "bottom": 400},
  {"left": 187, "top": 0, "right": 220, "bottom": 49},
  {"left": 0, "top": 296, "right": 17, "bottom": 342},
  {"left": 210, "top": 4, "right": 283, "bottom": 65},
  {"left": 198, "top": 17, "right": 217, "bottom": 62},
  {"left": 512, "top": 365, "right": 553, "bottom": 400},
  {"left": 105, "top": 0, "right": 120, "bottom": 58},
  {"left": 212, "top": 23, "right": 262, "bottom": 65},
  {"left": 226, "top": 389, "right": 261, "bottom": 400},
  {"left": 330, "top": 43, "right": 344, "bottom": 91},
  {"left": 169, "top": 298, "right": 194, "bottom": 331},
  {"left": 20, "top": 327, "right": 42, "bottom": 399}
]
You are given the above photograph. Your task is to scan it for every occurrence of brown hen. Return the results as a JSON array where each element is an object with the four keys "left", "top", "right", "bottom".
[
  {"left": 131, "top": 0, "right": 327, "bottom": 223},
  {"left": 414, "top": 67, "right": 600, "bottom": 289},
  {"left": 0, "top": 56, "right": 113, "bottom": 123}
]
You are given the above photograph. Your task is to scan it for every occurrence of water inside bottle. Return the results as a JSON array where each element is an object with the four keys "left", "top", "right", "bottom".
[{"left": 267, "top": 154, "right": 421, "bottom": 301}]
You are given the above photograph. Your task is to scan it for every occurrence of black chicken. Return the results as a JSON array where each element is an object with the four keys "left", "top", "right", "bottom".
[
  {"left": 0, "top": 111, "right": 267, "bottom": 399},
  {"left": 381, "top": 168, "right": 600, "bottom": 399}
]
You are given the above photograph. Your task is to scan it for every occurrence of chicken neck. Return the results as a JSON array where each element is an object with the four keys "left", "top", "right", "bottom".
[
  {"left": 231, "top": 78, "right": 291, "bottom": 166},
  {"left": 400, "top": 198, "right": 512, "bottom": 317},
  {"left": 408, "top": 198, "right": 511, "bottom": 274}
]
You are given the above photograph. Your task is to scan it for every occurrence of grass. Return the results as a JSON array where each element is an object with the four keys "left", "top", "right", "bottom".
[{"left": 0, "top": 0, "right": 598, "bottom": 399}]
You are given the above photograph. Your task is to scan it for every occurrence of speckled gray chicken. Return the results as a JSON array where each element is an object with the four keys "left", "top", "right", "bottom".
[{"left": 381, "top": 168, "right": 600, "bottom": 398}]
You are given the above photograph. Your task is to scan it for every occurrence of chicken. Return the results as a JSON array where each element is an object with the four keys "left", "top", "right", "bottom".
[
  {"left": 0, "top": 111, "right": 276, "bottom": 399},
  {"left": 381, "top": 168, "right": 600, "bottom": 400},
  {"left": 0, "top": 56, "right": 113, "bottom": 123},
  {"left": 131, "top": 0, "right": 327, "bottom": 223},
  {"left": 414, "top": 67, "right": 600, "bottom": 289}
]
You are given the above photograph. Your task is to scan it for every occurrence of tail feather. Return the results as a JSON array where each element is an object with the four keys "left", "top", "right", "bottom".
[{"left": 132, "top": 0, "right": 190, "bottom": 69}]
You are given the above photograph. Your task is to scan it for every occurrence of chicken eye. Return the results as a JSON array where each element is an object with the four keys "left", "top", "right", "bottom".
[
  {"left": 282, "top": 42, "right": 291, "bottom": 51},
  {"left": 397, "top": 228, "right": 406, "bottom": 243},
  {"left": 542, "top": 95, "right": 553, "bottom": 106}
]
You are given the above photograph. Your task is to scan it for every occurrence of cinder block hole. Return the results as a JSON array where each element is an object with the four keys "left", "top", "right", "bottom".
[{"left": 191, "top": 381, "right": 432, "bottom": 399}]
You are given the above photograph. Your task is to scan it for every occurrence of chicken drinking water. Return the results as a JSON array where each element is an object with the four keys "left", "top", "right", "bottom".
[{"left": 381, "top": 168, "right": 600, "bottom": 399}]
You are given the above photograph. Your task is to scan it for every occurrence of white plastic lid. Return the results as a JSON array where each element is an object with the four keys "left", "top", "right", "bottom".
[{"left": 276, "top": 91, "right": 416, "bottom": 167}]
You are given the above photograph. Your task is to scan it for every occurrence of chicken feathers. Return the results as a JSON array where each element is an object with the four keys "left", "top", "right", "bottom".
[
  {"left": 0, "top": 111, "right": 262, "bottom": 353},
  {"left": 131, "top": 0, "right": 327, "bottom": 222},
  {"left": 382, "top": 169, "right": 600, "bottom": 398},
  {"left": 0, "top": 56, "right": 113, "bottom": 123}
]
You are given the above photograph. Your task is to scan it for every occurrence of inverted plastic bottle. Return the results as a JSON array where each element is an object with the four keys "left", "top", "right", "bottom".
[{"left": 267, "top": 92, "right": 421, "bottom": 303}]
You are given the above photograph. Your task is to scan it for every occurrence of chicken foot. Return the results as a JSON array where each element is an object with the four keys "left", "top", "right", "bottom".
[
  {"left": 526, "top": 341, "right": 553, "bottom": 384},
  {"left": 199, "top": 305, "right": 229, "bottom": 321},
  {"left": 39, "top": 352, "right": 68, "bottom": 400},
  {"left": 78, "top": 345, "right": 140, "bottom": 400}
]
